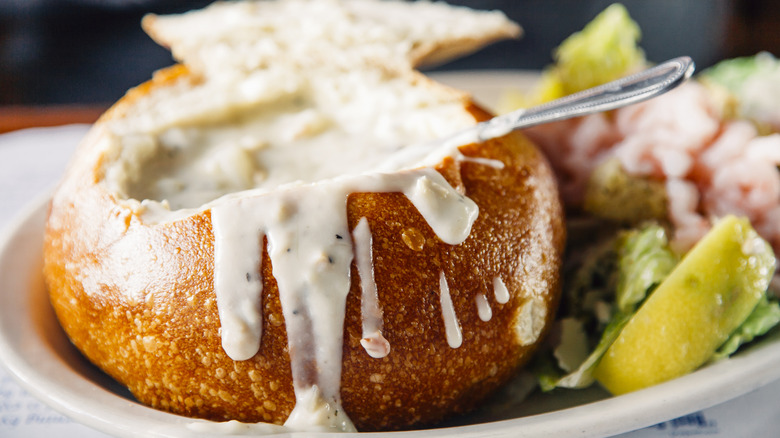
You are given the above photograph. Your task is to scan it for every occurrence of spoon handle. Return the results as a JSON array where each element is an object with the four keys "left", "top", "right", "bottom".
[{"left": 477, "top": 56, "right": 695, "bottom": 141}]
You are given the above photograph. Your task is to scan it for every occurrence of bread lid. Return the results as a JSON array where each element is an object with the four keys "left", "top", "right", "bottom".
[{"left": 142, "top": 0, "right": 521, "bottom": 75}]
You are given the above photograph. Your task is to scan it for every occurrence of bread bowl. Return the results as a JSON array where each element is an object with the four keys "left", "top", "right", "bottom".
[{"left": 43, "top": 0, "right": 565, "bottom": 432}]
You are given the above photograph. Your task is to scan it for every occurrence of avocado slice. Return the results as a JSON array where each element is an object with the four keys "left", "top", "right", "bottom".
[{"left": 593, "top": 216, "right": 776, "bottom": 394}]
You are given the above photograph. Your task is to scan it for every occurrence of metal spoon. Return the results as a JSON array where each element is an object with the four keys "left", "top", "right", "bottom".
[
  {"left": 383, "top": 56, "right": 695, "bottom": 169},
  {"left": 474, "top": 56, "right": 695, "bottom": 141}
]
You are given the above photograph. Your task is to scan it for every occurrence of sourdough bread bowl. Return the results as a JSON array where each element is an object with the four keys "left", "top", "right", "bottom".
[{"left": 43, "top": 0, "right": 565, "bottom": 432}]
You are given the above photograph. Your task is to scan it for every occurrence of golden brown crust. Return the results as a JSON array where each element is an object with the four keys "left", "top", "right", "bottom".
[{"left": 43, "top": 66, "right": 564, "bottom": 431}]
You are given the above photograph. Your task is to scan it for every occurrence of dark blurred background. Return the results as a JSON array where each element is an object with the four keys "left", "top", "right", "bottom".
[{"left": 0, "top": 0, "right": 778, "bottom": 106}]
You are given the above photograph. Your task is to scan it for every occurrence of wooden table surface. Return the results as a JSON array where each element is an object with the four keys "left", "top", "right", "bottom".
[{"left": 0, "top": 106, "right": 106, "bottom": 134}]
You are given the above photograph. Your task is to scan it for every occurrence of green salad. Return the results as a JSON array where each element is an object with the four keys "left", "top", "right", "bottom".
[{"left": 513, "top": 3, "right": 780, "bottom": 396}]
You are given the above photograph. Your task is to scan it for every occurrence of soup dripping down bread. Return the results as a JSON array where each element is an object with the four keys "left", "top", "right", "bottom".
[{"left": 43, "top": 0, "right": 564, "bottom": 432}]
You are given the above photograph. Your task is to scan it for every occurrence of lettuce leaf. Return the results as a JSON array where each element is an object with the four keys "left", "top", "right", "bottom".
[
  {"left": 713, "top": 295, "right": 780, "bottom": 360},
  {"left": 701, "top": 52, "right": 780, "bottom": 132},
  {"left": 499, "top": 3, "right": 646, "bottom": 111},
  {"left": 703, "top": 52, "right": 780, "bottom": 94},
  {"left": 538, "top": 224, "right": 674, "bottom": 390},
  {"left": 552, "top": 3, "right": 645, "bottom": 96},
  {"left": 539, "top": 313, "right": 632, "bottom": 390},
  {"left": 614, "top": 225, "right": 677, "bottom": 313}
]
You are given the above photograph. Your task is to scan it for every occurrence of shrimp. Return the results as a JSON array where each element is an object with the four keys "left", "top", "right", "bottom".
[{"left": 524, "top": 80, "right": 780, "bottom": 254}]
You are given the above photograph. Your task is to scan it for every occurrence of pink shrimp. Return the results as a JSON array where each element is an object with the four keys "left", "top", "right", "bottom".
[{"left": 523, "top": 80, "right": 780, "bottom": 254}]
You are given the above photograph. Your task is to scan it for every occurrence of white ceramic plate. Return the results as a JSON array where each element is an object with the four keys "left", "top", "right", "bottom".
[{"left": 2, "top": 72, "right": 780, "bottom": 438}]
